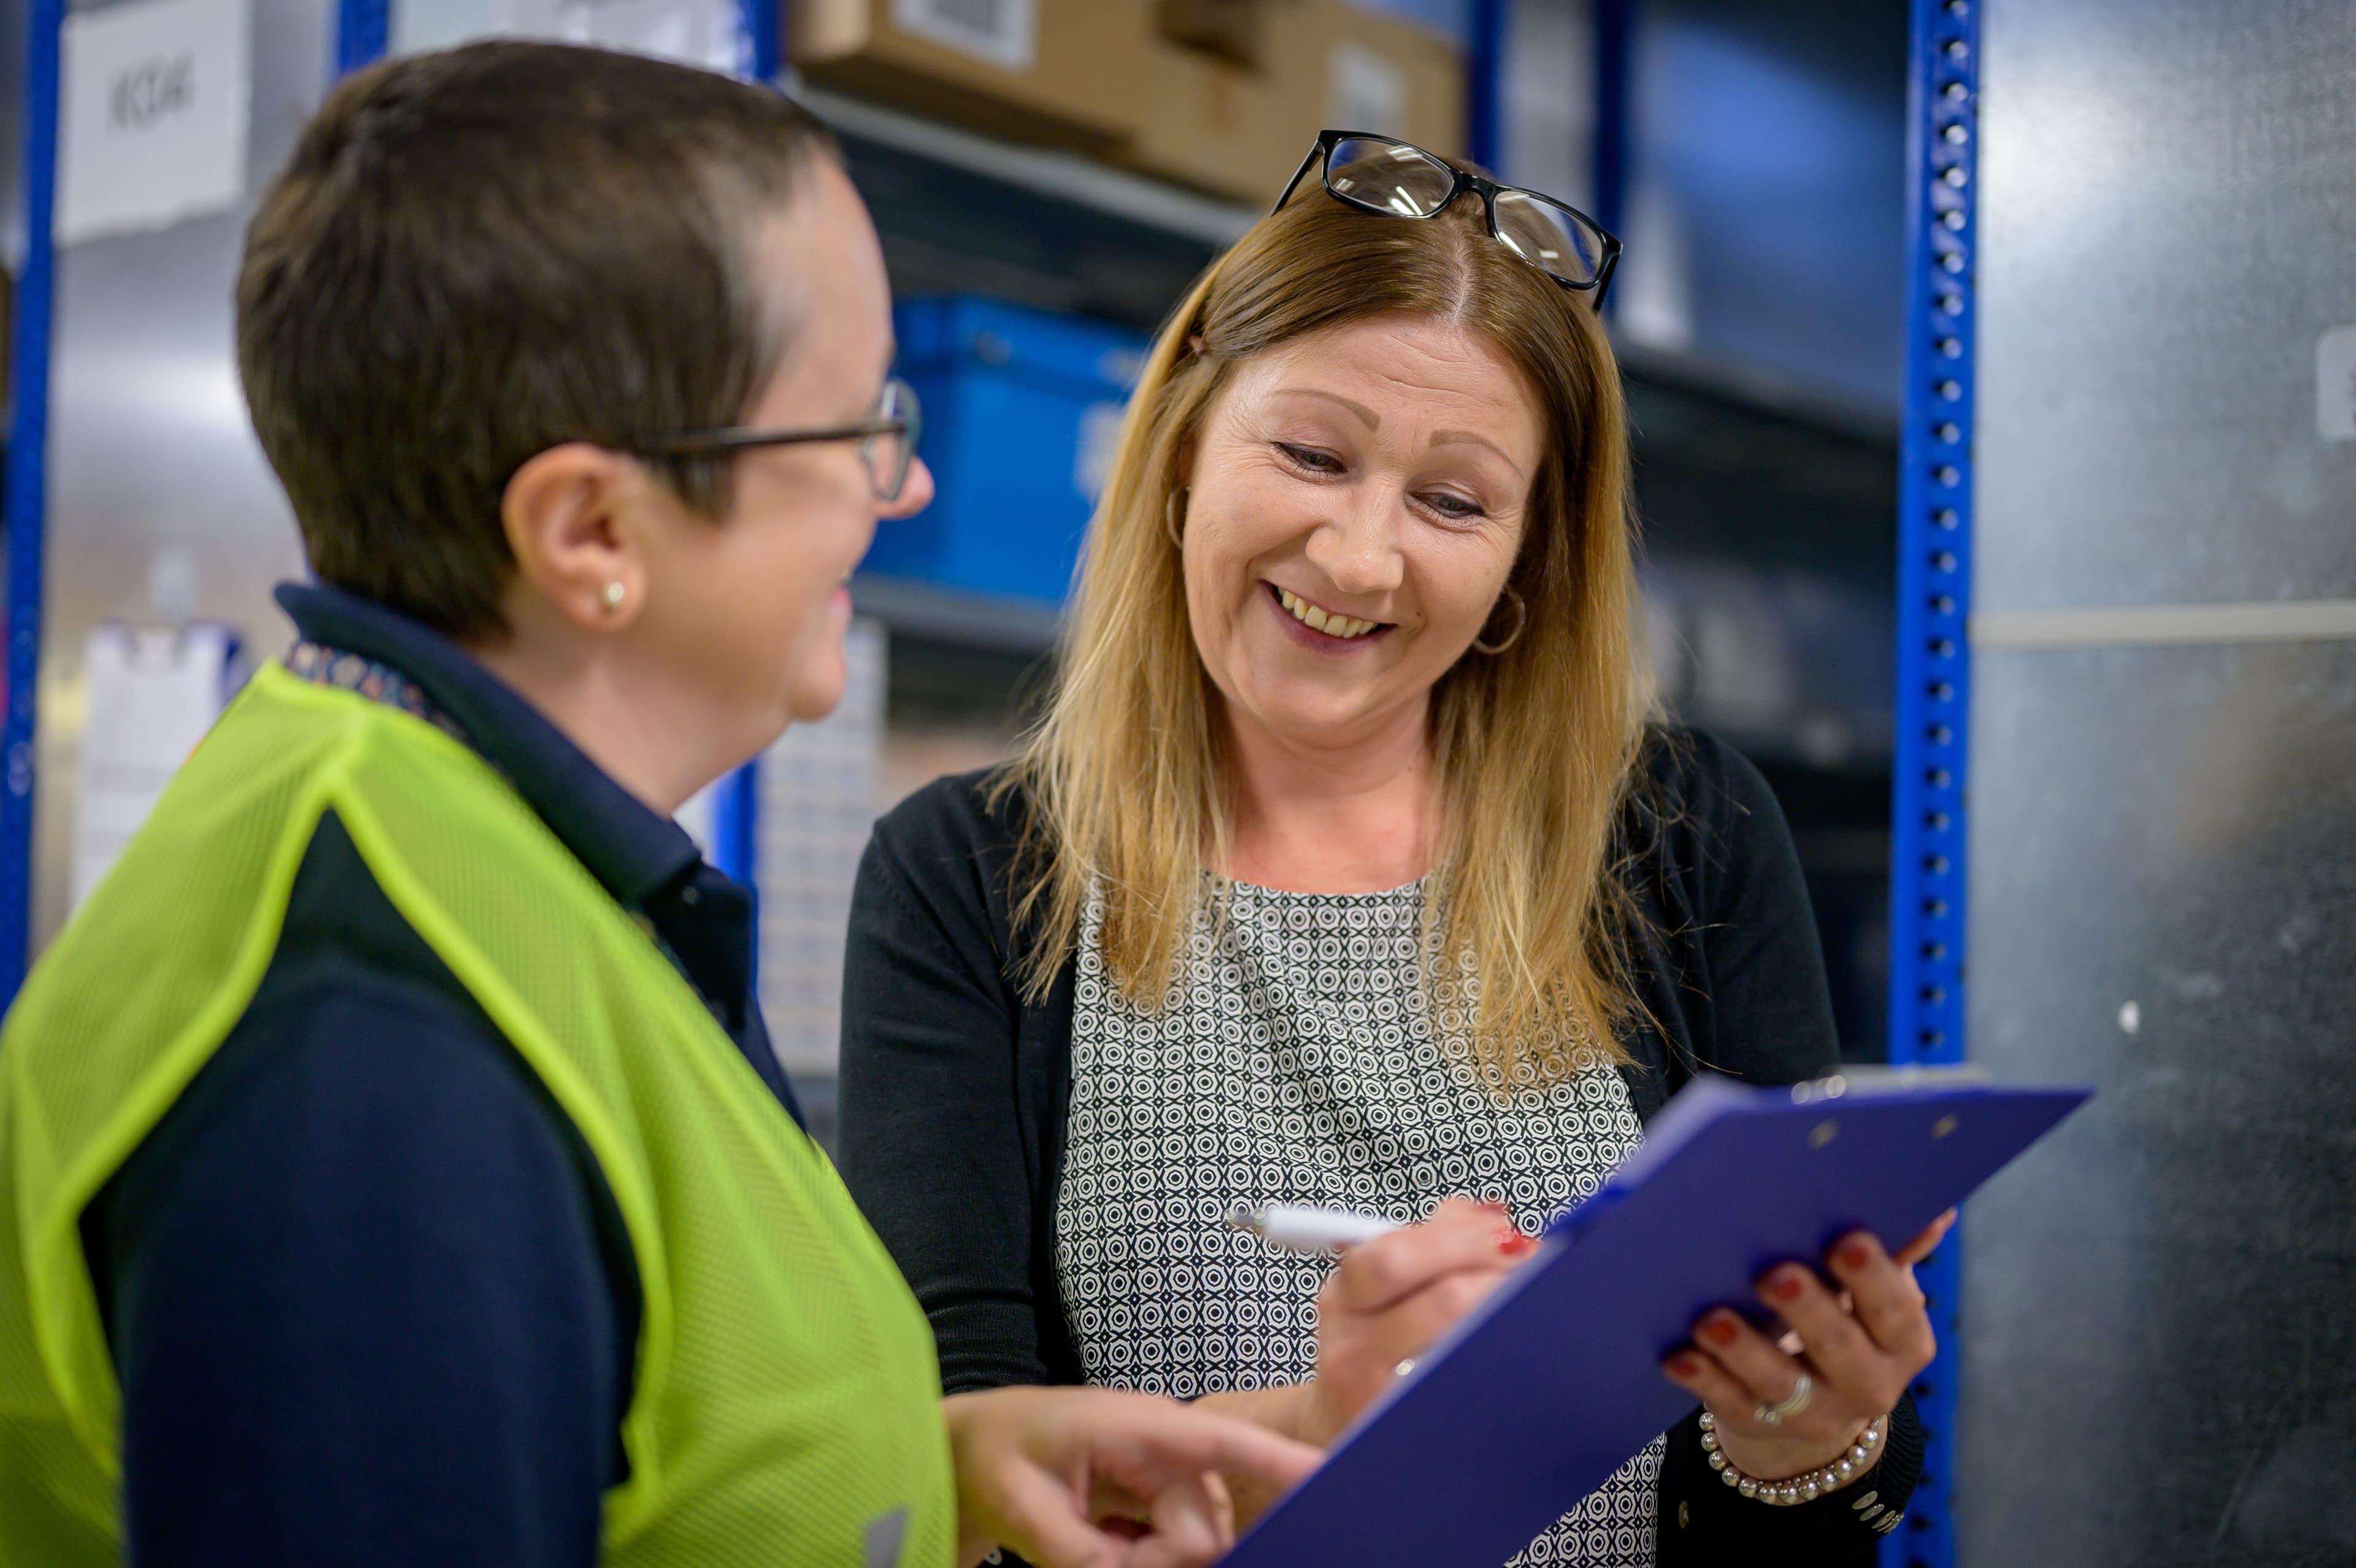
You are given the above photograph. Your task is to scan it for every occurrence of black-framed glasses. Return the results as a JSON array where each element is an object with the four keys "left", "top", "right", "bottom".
[
  {"left": 1276, "top": 130, "right": 1622, "bottom": 304},
  {"left": 633, "top": 376, "right": 922, "bottom": 503}
]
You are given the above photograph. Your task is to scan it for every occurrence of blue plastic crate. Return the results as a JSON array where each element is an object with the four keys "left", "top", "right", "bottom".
[{"left": 870, "top": 296, "right": 1149, "bottom": 608}]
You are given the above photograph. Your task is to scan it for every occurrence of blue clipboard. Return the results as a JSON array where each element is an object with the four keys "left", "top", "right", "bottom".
[{"left": 1220, "top": 1069, "right": 2091, "bottom": 1567}]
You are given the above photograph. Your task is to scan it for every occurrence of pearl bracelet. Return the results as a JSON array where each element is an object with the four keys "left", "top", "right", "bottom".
[{"left": 1699, "top": 1410, "right": 1885, "bottom": 1506}]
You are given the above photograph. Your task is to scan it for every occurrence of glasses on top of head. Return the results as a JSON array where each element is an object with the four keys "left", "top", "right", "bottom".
[
  {"left": 633, "top": 376, "right": 923, "bottom": 504},
  {"left": 1275, "top": 130, "right": 1622, "bottom": 305}
]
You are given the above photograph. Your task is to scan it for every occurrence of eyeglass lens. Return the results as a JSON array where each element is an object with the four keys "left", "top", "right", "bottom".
[
  {"left": 861, "top": 378, "right": 921, "bottom": 502},
  {"left": 1491, "top": 190, "right": 1608, "bottom": 287},
  {"left": 1323, "top": 136, "right": 1608, "bottom": 290},
  {"left": 1326, "top": 136, "right": 1456, "bottom": 217}
]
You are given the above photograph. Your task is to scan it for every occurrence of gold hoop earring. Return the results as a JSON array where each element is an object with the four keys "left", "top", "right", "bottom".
[
  {"left": 1472, "top": 586, "right": 1526, "bottom": 655},
  {"left": 1165, "top": 486, "right": 1190, "bottom": 550},
  {"left": 601, "top": 580, "right": 626, "bottom": 613}
]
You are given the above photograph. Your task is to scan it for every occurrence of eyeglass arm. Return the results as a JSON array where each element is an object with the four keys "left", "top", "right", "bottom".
[{"left": 636, "top": 418, "right": 910, "bottom": 458}]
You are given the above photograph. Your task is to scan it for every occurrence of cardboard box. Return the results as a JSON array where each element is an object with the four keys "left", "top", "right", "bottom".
[
  {"left": 1322, "top": 0, "right": 1462, "bottom": 152},
  {"left": 1123, "top": 0, "right": 1463, "bottom": 206},
  {"left": 792, "top": 0, "right": 1147, "bottom": 149},
  {"left": 1157, "top": 0, "right": 1267, "bottom": 69}
]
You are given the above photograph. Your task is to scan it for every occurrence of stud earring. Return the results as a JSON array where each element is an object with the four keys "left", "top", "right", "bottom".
[{"left": 601, "top": 580, "right": 626, "bottom": 613}]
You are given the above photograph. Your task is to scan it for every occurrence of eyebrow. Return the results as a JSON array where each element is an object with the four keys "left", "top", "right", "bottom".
[
  {"left": 1431, "top": 428, "right": 1527, "bottom": 479},
  {"left": 1273, "top": 386, "right": 1380, "bottom": 428},
  {"left": 1274, "top": 387, "right": 1528, "bottom": 480}
]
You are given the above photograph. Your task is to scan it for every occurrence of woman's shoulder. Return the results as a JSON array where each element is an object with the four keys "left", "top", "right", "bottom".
[
  {"left": 1625, "top": 723, "right": 1789, "bottom": 858},
  {"left": 863, "top": 764, "right": 1036, "bottom": 926},
  {"left": 873, "top": 765, "right": 1025, "bottom": 856}
]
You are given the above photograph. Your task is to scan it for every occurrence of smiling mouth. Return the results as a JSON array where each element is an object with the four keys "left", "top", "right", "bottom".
[{"left": 1267, "top": 581, "right": 1391, "bottom": 640}]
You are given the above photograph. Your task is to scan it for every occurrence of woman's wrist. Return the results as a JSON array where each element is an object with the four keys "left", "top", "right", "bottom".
[
  {"left": 1705, "top": 1396, "right": 1877, "bottom": 1483},
  {"left": 1701, "top": 1410, "right": 1885, "bottom": 1504}
]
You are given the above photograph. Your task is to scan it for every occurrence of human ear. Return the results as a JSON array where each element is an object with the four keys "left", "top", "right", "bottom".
[{"left": 499, "top": 443, "right": 650, "bottom": 632}]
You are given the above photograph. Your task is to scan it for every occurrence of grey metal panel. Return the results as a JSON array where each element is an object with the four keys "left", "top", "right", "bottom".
[
  {"left": 0, "top": 0, "right": 26, "bottom": 269},
  {"left": 1501, "top": 0, "right": 1595, "bottom": 213},
  {"left": 1961, "top": 640, "right": 2356, "bottom": 1567},
  {"left": 30, "top": 0, "right": 331, "bottom": 948},
  {"left": 1619, "top": 0, "right": 1908, "bottom": 416},
  {"left": 1975, "top": 0, "right": 2356, "bottom": 614}
]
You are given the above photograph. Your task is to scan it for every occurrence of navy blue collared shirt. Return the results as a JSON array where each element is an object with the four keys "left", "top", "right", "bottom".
[{"left": 82, "top": 583, "right": 800, "bottom": 1568}]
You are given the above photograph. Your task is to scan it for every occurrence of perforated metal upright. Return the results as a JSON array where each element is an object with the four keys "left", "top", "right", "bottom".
[
  {"left": 1, "top": 0, "right": 65, "bottom": 1010},
  {"left": 1881, "top": 1, "right": 1979, "bottom": 1565}
]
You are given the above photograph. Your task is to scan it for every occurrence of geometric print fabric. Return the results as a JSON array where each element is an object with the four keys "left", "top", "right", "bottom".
[{"left": 1059, "top": 878, "right": 1662, "bottom": 1565}]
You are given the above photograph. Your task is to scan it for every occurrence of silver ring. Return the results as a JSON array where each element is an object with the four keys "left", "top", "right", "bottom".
[
  {"left": 1752, "top": 1373, "right": 1813, "bottom": 1426},
  {"left": 1394, "top": 1358, "right": 1417, "bottom": 1379}
]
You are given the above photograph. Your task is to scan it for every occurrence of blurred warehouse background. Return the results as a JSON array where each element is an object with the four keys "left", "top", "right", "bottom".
[
  {"left": 5, "top": 5, "right": 2355, "bottom": 1567},
  {"left": 0, "top": 0, "right": 1917, "bottom": 1099}
]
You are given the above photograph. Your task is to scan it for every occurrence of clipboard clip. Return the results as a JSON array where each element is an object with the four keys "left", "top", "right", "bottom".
[{"left": 1788, "top": 1064, "right": 1992, "bottom": 1104}]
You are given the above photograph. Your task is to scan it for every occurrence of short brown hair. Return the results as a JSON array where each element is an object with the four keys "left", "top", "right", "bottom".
[{"left": 237, "top": 42, "right": 839, "bottom": 636}]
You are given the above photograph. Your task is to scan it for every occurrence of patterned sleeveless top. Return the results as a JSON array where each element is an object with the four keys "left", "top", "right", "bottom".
[{"left": 1055, "top": 877, "right": 1664, "bottom": 1566}]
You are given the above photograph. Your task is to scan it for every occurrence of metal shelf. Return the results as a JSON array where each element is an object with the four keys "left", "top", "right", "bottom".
[
  {"left": 850, "top": 573, "right": 1061, "bottom": 656},
  {"left": 788, "top": 81, "right": 1257, "bottom": 248}
]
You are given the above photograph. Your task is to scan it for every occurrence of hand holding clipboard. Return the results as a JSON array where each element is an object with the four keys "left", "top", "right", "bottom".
[{"left": 1219, "top": 1068, "right": 2090, "bottom": 1567}]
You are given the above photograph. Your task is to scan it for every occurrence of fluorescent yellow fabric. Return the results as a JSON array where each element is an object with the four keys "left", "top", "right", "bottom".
[{"left": 0, "top": 663, "right": 953, "bottom": 1567}]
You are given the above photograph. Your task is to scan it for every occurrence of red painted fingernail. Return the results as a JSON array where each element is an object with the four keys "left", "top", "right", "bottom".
[
  {"left": 1701, "top": 1315, "right": 1740, "bottom": 1347},
  {"left": 1766, "top": 1268, "right": 1806, "bottom": 1302},
  {"left": 1665, "top": 1353, "right": 1701, "bottom": 1378},
  {"left": 1838, "top": 1240, "right": 1873, "bottom": 1270},
  {"left": 1498, "top": 1232, "right": 1537, "bottom": 1256}
]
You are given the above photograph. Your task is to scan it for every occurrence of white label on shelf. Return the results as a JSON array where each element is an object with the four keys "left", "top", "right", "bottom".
[
  {"left": 2316, "top": 324, "right": 2356, "bottom": 441},
  {"left": 893, "top": 0, "right": 1036, "bottom": 72},
  {"left": 55, "top": 0, "right": 250, "bottom": 246},
  {"left": 71, "top": 624, "right": 236, "bottom": 909},
  {"left": 501, "top": 0, "right": 745, "bottom": 73},
  {"left": 1328, "top": 40, "right": 1408, "bottom": 139}
]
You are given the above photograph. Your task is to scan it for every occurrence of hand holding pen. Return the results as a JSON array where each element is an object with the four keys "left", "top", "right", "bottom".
[{"left": 1224, "top": 1196, "right": 1539, "bottom": 1447}]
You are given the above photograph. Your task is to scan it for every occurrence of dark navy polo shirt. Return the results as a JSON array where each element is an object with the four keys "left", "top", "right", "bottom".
[{"left": 80, "top": 582, "right": 801, "bottom": 1568}]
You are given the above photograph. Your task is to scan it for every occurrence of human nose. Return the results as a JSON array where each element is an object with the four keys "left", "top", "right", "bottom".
[
  {"left": 880, "top": 455, "right": 934, "bottom": 520},
  {"left": 1303, "top": 486, "right": 1404, "bottom": 597}
]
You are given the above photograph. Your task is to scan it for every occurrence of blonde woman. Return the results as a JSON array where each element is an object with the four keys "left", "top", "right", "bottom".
[{"left": 839, "top": 134, "right": 1941, "bottom": 1566}]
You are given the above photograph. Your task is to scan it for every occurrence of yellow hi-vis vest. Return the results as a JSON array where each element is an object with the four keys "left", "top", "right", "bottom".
[{"left": 0, "top": 662, "right": 955, "bottom": 1567}]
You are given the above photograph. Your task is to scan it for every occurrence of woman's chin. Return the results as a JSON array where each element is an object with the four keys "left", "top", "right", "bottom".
[
  {"left": 782, "top": 597, "right": 855, "bottom": 724},
  {"left": 1230, "top": 686, "right": 1400, "bottom": 751},
  {"left": 788, "top": 664, "right": 847, "bottom": 725}
]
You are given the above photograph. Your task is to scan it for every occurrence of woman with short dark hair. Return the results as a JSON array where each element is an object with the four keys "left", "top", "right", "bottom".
[{"left": 0, "top": 45, "right": 1313, "bottom": 1568}]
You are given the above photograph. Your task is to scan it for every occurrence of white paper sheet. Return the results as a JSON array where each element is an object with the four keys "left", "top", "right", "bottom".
[
  {"left": 71, "top": 624, "right": 238, "bottom": 909},
  {"left": 56, "top": 0, "right": 252, "bottom": 245}
]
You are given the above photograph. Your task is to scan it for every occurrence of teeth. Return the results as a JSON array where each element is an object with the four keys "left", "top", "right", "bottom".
[{"left": 1276, "top": 585, "right": 1380, "bottom": 640}]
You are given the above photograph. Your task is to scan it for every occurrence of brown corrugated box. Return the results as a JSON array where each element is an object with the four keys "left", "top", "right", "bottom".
[
  {"left": 1122, "top": 0, "right": 1465, "bottom": 206},
  {"left": 792, "top": 0, "right": 1148, "bottom": 149},
  {"left": 1157, "top": 0, "right": 1266, "bottom": 68}
]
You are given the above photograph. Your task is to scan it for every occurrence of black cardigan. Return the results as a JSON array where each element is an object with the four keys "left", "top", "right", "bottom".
[{"left": 837, "top": 729, "right": 1922, "bottom": 1564}]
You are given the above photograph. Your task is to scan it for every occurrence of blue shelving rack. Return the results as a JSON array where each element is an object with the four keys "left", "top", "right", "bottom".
[
  {"left": 1882, "top": 1, "right": 1981, "bottom": 1564},
  {"left": 2, "top": 0, "right": 65, "bottom": 1009}
]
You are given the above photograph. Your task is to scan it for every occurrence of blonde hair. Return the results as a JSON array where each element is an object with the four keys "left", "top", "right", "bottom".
[{"left": 999, "top": 180, "right": 1653, "bottom": 1075}]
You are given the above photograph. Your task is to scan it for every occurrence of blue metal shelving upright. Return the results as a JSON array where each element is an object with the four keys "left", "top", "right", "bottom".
[
  {"left": 2, "top": 0, "right": 66, "bottom": 1010},
  {"left": 1882, "top": 1, "right": 1981, "bottom": 1564}
]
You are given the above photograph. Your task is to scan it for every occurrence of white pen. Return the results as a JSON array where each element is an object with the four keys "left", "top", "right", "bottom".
[{"left": 1224, "top": 1201, "right": 1403, "bottom": 1255}]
